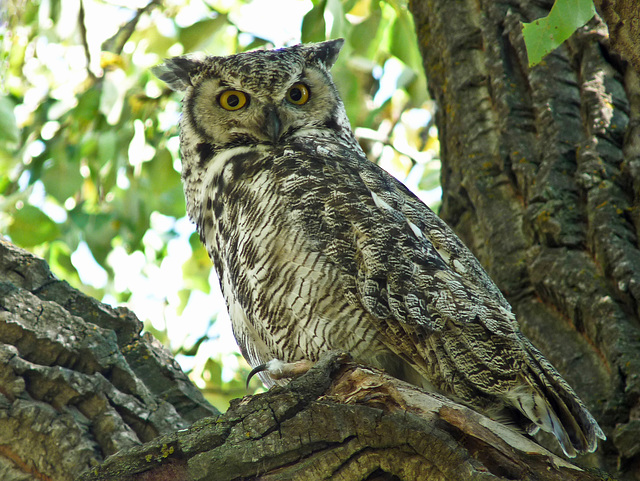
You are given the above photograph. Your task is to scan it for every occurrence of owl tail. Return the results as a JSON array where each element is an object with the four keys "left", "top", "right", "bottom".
[{"left": 508, "top": 338, "right": 606, "bottom": 457}]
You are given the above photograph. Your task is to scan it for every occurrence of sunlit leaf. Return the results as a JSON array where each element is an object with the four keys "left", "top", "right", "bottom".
[
  {"left": 70, "top": 209, "right": 118, "bottom": 265},
  {"left": 390, "top": 7, "right": 422, "bottom": 72},
  {"left": 179, "top": 15, "right": 229, "bottom": 53},
  {"left": 47, "top": 240, "right": 83, "bottom": 287},
  {"left": 41, "top": 154, "right": 84, "bottom": 203},
  {"left": 182, "top": 239, "right": 212, "bottom": 295},
  {"left": 301, "top": 1, "right": 327, "bottom": 43},
  {"left": 326, "top": 0, "right": 348, "bottom": 39},
  {"left": 100, "top": 52, "right": 126, "bottom": 71},
  {"left": 0, "top": 96, "right": 20, "bottom": 145},
  {"left": 75, "top": 89, "right": 102, "bottom": 125},
  {"left": 137, "top": 26, "right": 176, "bottom": 57},
  {"left": 8, "top": 205, "right": 60, "bottom": 247},
  {"left": 350, "top": 1, "right": 382, "bottom": 56},
  {"left": 522, "top": 0, "right": 596, "bottom": 66},
  {"left": 418, "top": 166, "right": 441, "bottom": 192}
]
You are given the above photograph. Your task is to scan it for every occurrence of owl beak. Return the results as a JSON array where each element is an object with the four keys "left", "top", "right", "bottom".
[{"left": 264, "top": 106, "right": 282, "bottom": 144}]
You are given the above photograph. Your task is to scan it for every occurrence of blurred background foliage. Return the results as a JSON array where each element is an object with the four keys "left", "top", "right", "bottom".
[{"left": 0, "top": 0, "right": 441, "bottom": 411}]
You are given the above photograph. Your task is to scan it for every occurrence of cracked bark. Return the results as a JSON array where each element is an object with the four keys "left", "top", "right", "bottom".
[
  {"left": 0, "top": 242, "right": 613, "bottom": 481},
  {"left": 79, "top": 353, "right": 611, "bottom": 481},
  {"left": 0, "top": 240, "right": 218, "bottom": 481},
  {"left": 409, "top": 0, "right": 640, "bottom": 479}
]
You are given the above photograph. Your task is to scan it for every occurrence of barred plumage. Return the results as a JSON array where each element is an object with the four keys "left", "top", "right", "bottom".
[{"left": 153, "top": 39, "right": 605, "bottom": 457}]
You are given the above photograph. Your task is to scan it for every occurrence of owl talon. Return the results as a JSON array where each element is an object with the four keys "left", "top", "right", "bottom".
[{"left": 246, "top": 359, "right": 314, "bottom": 388}]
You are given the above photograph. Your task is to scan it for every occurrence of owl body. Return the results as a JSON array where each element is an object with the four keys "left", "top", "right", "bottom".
[{"left": 154, "top": 40, "right": 605, "bottom": 457}]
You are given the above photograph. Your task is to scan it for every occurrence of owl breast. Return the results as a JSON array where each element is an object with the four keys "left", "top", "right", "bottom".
[{"left": 195, "top": 142, "right": 406, "bottom": 385}]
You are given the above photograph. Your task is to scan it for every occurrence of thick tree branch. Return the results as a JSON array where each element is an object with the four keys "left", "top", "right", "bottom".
[
  {"left": 79, "top": 353, "right": 611, "bottom": 481},
  {"left": 0, "top": 240, "right": 217, "bottom": 481}
]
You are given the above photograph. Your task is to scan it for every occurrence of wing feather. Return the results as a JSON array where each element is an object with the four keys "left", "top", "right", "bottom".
[{"left": 278, "top": 139, "right": 603, "bottom": 456}]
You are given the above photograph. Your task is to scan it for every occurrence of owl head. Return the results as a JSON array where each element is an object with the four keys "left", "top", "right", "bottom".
[{"left": 153, "top": 39, "right": 353, "bottom": 155}]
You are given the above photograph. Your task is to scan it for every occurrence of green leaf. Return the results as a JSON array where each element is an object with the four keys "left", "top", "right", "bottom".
[
  {"left": 8, "top": 205, "right": 61, "bottom": 247},
  {"left": 182, "top": 241, "right": 212, "bottom": 295},
  {"left": 522, "top": 0, "right": 596, "bottom": 66},
  {"left": 326, "top": 0, "right": 347, "bottom": 39},
  {"left": 69, "top": 210, "right": 118, "bottom": 265},
  {"left": 178, "top": 15, "right": 228, "bottom": 53},
  {"left": 301, "top": 1, "right": 327, "bottom": 43},
  {"left": 47, "top": 240, "right": 83, "bottom": 288},
  {"left": 75, "top": 89, "right": 102, "bottom": 124},
  {"left": 140, "top": 147, "right": 184, "bottom": 218},
  {"left": 350, "top": 2, "right": 382, "bottom": 56},
  {"left": 0, "top": 96, "right": 20, "bottom": 145},
  {"left": 40, "top": 153, "right": 84, "bottom": 203},
  {"left": 389, "top": 8, "right": 422, "bottom": 72},
  {"left": 418, "top": 165, "right": 441, "bottom": 192}
]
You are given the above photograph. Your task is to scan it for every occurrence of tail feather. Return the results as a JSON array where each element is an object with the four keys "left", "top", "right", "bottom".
[
  {"left": 509, "top": 335, "right": 605, "bottom": 457},
  {"left": 506, "top": 385, "right": 576, "bottom": 457}
]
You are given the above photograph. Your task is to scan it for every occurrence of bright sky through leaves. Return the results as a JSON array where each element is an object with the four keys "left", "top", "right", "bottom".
[{"left": 1, "top": 0, "right": 439, "bottom": 410}]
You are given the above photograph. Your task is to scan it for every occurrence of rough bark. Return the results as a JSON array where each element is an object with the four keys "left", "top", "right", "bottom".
[
  {"left": 1, "top": 241, "right": 613, "bottom": 480},
  {"left": 79, "top": 352, "right": 611, "bottom": 481},
  {"left": 409, "top": 0, "right": 640, "bottom": 479},
  {"left": 0, "top": 240, "right": 218, "bottom": 481},
  {"left": 593, "top": 0, "right": 640, "bottom": 76}
]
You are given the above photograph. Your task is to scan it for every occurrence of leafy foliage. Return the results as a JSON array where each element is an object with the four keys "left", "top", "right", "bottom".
[
  {"left": 0, "top": 0, "right": 439, "bottom": 411},
  {"left": 522, "top": 0, "right": 596, "bottom": 66}
]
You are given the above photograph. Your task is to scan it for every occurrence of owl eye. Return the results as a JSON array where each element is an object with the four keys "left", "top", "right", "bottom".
[
  {"left": 286, "top": 83, "right": 310, "bottom": 105},
  {"left": 219, "top": 90, "right": 248, "bottom": 111}
]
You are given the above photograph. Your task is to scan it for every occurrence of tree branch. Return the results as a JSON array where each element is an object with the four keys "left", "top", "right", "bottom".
[
  {"left": 0, "top": 240, "right": 218, "bottom": 481},
  {"left": 78, "top": 353, "right": 611, "bottom": 481}
]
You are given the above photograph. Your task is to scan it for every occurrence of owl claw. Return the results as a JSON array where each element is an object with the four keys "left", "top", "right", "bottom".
[{"left": 246, "top": 359, "right": 314, "bottom": 388}]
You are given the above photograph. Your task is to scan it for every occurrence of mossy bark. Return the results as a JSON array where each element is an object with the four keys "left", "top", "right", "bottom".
[
  {"left": 0, "top": 240, "right": 217, "bottom": 481},
  {"left": 409, "top": 0, "right": 640, "bottom": 478}
]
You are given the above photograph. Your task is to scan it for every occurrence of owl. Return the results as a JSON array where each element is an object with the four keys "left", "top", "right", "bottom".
[{"left": 153, "top": 39, "right": 605, "bottom": 457}]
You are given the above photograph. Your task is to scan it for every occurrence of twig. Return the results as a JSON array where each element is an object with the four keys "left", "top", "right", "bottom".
[
  {"left": 78, "top": 0, "right": 96, "bottom": 82},
  {"left": 101, "top": 0, "right": 162, "bottom": 55}
]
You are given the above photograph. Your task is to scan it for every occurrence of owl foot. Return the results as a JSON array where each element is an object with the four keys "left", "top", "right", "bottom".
[{"left": 246, "top": 359, "right": 314, "bottom": 388}]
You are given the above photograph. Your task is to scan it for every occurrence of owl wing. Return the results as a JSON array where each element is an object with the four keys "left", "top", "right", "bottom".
[
  {"left": 282, "top": 140, "right": 514, "bottom": 334},
  {"left": 278, "top": 139, "right": 604, "bottom": 456}
]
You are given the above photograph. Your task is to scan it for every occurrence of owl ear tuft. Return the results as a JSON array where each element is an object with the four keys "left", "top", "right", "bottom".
[
  {"left": 305, "top": 38, "right": 345, "bottom": 69},
  {"left": 152, "top": 56, "right": 204, "bottom": 91}
]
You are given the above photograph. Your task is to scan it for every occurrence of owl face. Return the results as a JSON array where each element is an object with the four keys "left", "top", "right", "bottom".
[{"left": 154, "top": 40, "right": 348, "bottom": 151}]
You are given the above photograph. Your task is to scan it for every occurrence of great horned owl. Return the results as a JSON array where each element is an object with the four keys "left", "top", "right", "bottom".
[{"left": 153, "top": 39, "right": 605, "bottom": 457}]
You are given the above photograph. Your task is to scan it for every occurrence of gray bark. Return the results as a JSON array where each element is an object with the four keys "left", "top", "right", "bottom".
[
  {"left": 79, "top": 353, "right": 611, "bottom": 481},
  {"left": 0, "top": 241, "right": 612, "bottom": 480},
  {"left": 409, "top": 0, "right": 640, "bottom": 479},
  {"left": 0, "top": 240, "right": 217, "bottom": 481}
]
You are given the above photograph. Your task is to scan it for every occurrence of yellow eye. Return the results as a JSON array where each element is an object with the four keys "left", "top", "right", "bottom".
[
  {"left": 286, "top": 83, "right": 310, "bottom": 105},
  {"left": 219, "top": 90, "right": 248, "bottom": 111}
]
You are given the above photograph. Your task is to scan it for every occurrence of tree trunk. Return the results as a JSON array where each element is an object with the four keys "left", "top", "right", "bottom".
[
  {"left": 2, "top": 1, "right": 639, "bottom": 480},
  {"left": 409, "top": 0, "right": 640, "bottom": 478}
]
